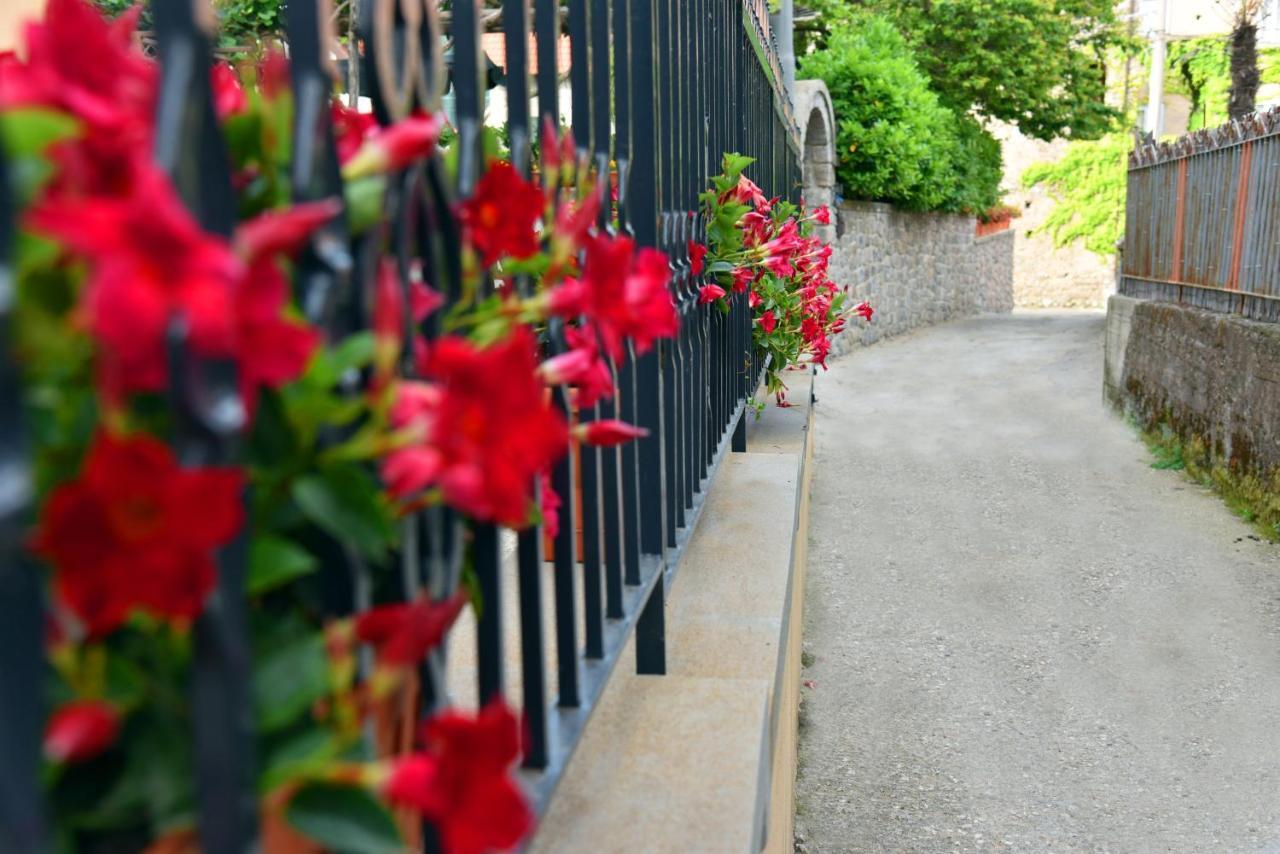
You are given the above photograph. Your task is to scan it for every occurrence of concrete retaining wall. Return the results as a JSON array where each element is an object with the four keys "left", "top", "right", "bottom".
[
  {"left": 830, "top": 201, "right": 1014, "bottom": 354},
  {"left": 1104, "top": 294, "right": 1280, "bottom": 477}
]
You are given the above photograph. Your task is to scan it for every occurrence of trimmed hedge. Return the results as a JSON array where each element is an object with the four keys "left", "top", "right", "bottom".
[{"left": 798, "top": 14, "right": 1002, "bottom": 215}]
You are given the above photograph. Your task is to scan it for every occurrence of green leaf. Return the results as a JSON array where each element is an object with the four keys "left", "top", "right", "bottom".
[
  {"left": 291, "top": 463, "right": 395, "bottom": 561},
  {"left": 285, "top": 783, "right": 403, "bottom": 853},
  {"left": 260, "top": 727, "right": 340, "bottom": 794},
  {"left": 0, "top": 107, "right": 80, "bottom": 158},
  {"left": 248, "top": 535, "right": 318, "bottom": 595},
  {"left": 345, "top": 176, "right": 386, "bottom": 235},
  {"left": 253, "top": 632, "right": 329, "bottom": 731}
]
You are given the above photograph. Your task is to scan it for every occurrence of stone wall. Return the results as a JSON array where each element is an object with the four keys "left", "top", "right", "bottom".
[
  {"left": 830, "top": 201, "right": 1014, "bottom": 352},
  {"left": 1105, "top": 294, "right": 1280, "bottom": 477}
]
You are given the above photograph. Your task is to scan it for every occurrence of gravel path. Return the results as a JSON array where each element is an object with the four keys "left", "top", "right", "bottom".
[{"left": 796, "top": 312, "right": 1280, "bottom": 853}]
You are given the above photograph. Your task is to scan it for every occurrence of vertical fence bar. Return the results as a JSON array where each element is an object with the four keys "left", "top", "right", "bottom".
[
  {"left": 151, "top": 1, "right": 259, "bottom": 848},
  {"left": 0, "top": 144, "right": 46, "bottom": 854},
  {"left": 504, "top": 0, "right": 551, "bottom": 770},
  {"left": 589, "top": 0, "right": 626, "bottom": 622}
]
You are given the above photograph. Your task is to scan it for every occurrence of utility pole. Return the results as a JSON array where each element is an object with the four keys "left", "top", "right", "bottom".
[{"left": 1145, "top": 0, "right": 1169, "bottom": 135}]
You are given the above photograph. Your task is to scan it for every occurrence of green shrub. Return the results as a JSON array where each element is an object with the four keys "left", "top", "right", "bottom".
[
  {"left": 1021, "top": 133, "right": 1129, "bottom": 258},
  {"left": 798, "top": 14, "right": 1002, "bottom": 214}
]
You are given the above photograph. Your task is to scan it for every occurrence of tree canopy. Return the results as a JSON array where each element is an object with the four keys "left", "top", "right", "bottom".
[{"left": 799, "top": 0, "right": 1126, "bottom": 141}]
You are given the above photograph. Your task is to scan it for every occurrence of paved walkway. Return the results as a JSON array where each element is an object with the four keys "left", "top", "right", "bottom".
[{"left": 796, "top": 312, "right": 1280, "bottom": 853}]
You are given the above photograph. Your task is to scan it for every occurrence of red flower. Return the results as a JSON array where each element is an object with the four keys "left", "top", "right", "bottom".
[
  {"left": 258, "top": 48, "right": 291, "bottom": 100},
  {"left": 538, "top": 326, "right": 614, "bottom": 408},
  {"left": 381, "top": 703, "right": 532, "bottom": 854},
  {"left": 854, "top": 301, "right": 874, "bottom": 322},
  {"left": 540, "top": 476, "right": 561, "bottom": 539},
  {"left": 687, "top": 241, "right": 707, "bottom": 276},
  {"left": 460, "top": 161, "right": 545, "bottom": 267},
  {"left": 234, "top": 199, "right": 342, "bottom": 263},
  {"left": 355, "top": 592, "right": 468, "bottom": 667},
  {"left": 30, "top": 432, "right": 243, "bottom": 637},
  {"left": 698, "top": 284, "right": 726, "bottom": 305},
  {"left": 731, "top": 267, "right": 755, "bottom": 294},
  {"left": 331, "top": 100, "right": 380, "bottom": 164},
  {"left": 343, "top": 113, "right": 443, "bottom": 179},
  {"left": 44, "top": 700, "right": 120, "bottom": 764},
  {"left": 573, "top": 420, "right": 648, "bottom": 447},
  {"left": 373, "top": 260, "right": 443, "bottom": 379},
  {"left": 748, "top": 290, "right": 762, "bottom": 309},
  {"left": 0, "top": 0, "right": 154, "bottom": 131},
  {"left": 233, "top": 259, "right": 319, "bottom": 410},
  {"left": 382, "top": 381, "right": 445, "bottom": 497},
  {"left": 758, "top": 309, "right": 777, "bottom": 334},
  {"left": 29, "top": 166, "right": 242, "bottom": 394},
  {"left": 383, "top": 329, "right": 568, "bottom": 527},
  {"left": 811, "top": 205, "right": 831, "bottom": 226},
  {"left": 211, "top": 62, "right": 246, "bottom": 119},
  {"left": 547, "top": 235, "right": 677, "bottom": 360}
]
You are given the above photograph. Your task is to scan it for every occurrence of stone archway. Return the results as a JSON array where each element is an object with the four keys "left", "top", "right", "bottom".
[{"left": 793, "top": 80, "right": 836, "bottom": 243}]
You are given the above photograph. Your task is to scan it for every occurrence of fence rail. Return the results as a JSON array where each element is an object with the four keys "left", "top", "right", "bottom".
[
  {"left": 1122, "top": 109, "right": 1280, "bottom": 322},
  {"left": 0, "top": 0, "right": 799, "bottom": 848}
]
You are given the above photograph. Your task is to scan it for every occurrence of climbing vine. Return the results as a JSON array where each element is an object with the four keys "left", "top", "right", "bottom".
[{"left": 1021, "top": 134, "right": 1129, "bottom": 259}]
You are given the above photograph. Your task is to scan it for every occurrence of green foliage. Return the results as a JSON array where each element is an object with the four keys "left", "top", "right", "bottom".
[
  {"left": 93, "top": 0, "right": 284, "bottom": 43},
  {"left": 285, "top": 783, "right": 404, "bottom": 853},
  {"left": 1138, "top": 423, "right": 1280, "bottom": 542},
  {"left": 1021, "top": 133, "right": 1129, "bottom": 258},
  {"left": 798, "top": 15, "right": 1002, "bottom": 213},
  {"left": 805, "top": 0, "right": 1125, "bottom": 141},
  {"left": 1167, "top": 37, "right": 1280, "bottom": 131}
]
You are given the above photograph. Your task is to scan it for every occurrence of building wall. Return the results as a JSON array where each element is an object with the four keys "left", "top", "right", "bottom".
[
  {"left": 1, "top": 0, "right": 45, "bottom": 51},
  {"left": 829, "top": 201, "right": 1013, "bottom": 354}
]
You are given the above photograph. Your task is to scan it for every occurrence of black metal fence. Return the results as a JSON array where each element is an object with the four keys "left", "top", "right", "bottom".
[
  {"left": 1123, "top": 109, "right": 1280, "bottom": 322},
  {"left": 0, "top": 0, "right": 800, "bottom": 847}
]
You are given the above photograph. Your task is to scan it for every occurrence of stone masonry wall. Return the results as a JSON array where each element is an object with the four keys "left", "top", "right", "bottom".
[
  {"left": 830, "top": 201, "right": 1014, "bottom": 353},
  {"left": 1105, "top": 294, "right": 1280, "bottom": 477}
]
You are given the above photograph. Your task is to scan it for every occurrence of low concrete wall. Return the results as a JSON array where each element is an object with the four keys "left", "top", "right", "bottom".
[
  {"left": 1105, "top": 294, "right": 1280, "bottom": 477},
  {"left": 830, "top": 201, "right": 1014, "bottom": 354}
]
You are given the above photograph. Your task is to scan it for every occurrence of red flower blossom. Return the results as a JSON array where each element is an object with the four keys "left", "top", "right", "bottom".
[
  {"left": 258, "top": 48, "right": 290, "bottom": 100},
  {"left": 460, "top": 161, "right": 545, "bottom": 267},
  {"left": 233, "top": 199, "right": 342, "bottom": 263},
  {"left": 355, "top": 592, "right": 468, "bottom": 667},
  {"left": 698, "top": 284, "right": 726, "bottom": 304},
  {"left": 29, "top": 167, "right": 242, "bottom": 394},
  {"left": 381, "top": 381, "right": 447, "bottom": 498},
  {"left": 811, "top": 205, "right": 831, "bottom": 226},
  {"left": 573, "top": 420, "right": 648, "bottom": 447},
  {"left": 380, "top": 703, "right": 532, "bottom": 854},
  {"left": 732, "top": 266, "right": 756, "bottom": 294},
  {"left": 687, "top": 241, "right": 707, "bottom": 276},
  {"left": 547, "top": 235, "right": 677, "bottom": 360},
  {"left": 539, "top": 476, "right": 561, "bottom": 539},
  {"left": 211, "top": 62, "right": 246, "bottom": 119},
  {"left": 748, "top": 290, "right": 762, "bottom": 309},
  {"left": 343, "top": 113, "right": 443, "bottom": 179},
  {"left": 331, "top": 100, "right": 380, "bottom": 165},
  {"left": 382, "top": 329, "right": 568, "bottom": 527},
  {"left": 44, "top": 700, "right": 120, "bottom": 764},
  {"left": 854, "top": 301, "right": 874, "bottom": 322},
  {"left": 30, "top": 432, "right": 243, "bottom": 637},
  {"left": 0, "top": 0, "right": 154, "bottom": 132},
  {"left": 373, "top": 260, "right": 443, "bottom": 379},
  {"left": 538, "top": 326, "right": 614, "bottom": 408},
  {"left": 233, "top": 259, "right": 319, "bottom": 410},
  {"left": 758, "top": 309, "right": 777, "bottom": 334}
]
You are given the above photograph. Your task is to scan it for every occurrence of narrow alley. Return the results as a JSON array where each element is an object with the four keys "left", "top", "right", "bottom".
[{"left": 797, "top": 312, "right": 1280, "bottom": 852}]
